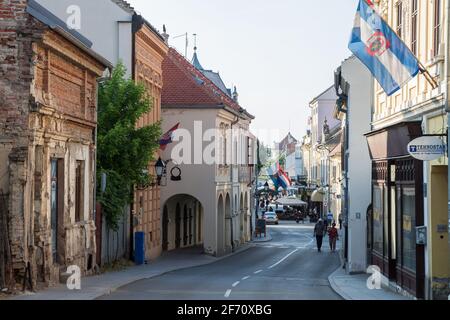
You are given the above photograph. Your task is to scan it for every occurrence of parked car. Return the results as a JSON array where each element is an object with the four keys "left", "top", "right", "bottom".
[{"left": 264, "top": 212, "right": 279, "bottom": 225}]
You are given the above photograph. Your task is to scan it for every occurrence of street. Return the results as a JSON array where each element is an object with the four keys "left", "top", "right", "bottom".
[{"left": 98, "top": 222, "right": 342, "bottom": 300}]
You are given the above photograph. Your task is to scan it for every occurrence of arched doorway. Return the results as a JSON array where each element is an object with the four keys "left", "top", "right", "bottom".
[
  {"left": 217, "top": 194, "right": 225, "bottom": 256},
  {"left": 162, "top": 195, "right": 204, "bottom": 252},
  {"left": 162, "top": 205, "right": 169, "bottom": 251}
]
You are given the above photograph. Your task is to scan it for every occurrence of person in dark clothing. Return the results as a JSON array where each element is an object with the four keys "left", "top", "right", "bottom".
[
  {"left": 338, "top": 214, "right": 343, "bottom": 230},
  {"left": 314, "top": 219, "right": 325, "bottom": 252}
]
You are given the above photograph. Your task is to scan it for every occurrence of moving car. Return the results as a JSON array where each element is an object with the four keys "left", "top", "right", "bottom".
[{"left": 264, "top": 212, "right": 279, "bottom": 225}]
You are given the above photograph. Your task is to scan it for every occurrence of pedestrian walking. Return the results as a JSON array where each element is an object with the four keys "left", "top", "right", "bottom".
[
  {"left": 314, "top": 219, "right": 326, "bottom": 252},
  {"left": 328, "top": 223, "right": 339, "bottom": 252},
  {"left": 327, "top": 211, "right": 333, "bottom": 226},
  {"left": 338, "top": 214, "right": 343, "bottom": 230}
]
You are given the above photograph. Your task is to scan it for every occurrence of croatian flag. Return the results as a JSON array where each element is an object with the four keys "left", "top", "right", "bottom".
[
  {"left": 349, "top": 0, "right": 420, "bottom": 96},
  {"left": 267, "top": 162, "right": 291, "bottom": 190},
  {"left": 277, "top": 169, "right": 292, "bottom": 189},
  {"left": 159, "top": 123, "right": 180, "bottom": 150}
]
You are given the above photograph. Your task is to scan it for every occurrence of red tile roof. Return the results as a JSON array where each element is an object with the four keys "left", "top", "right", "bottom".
[{"left": 162, "top": 48, "right": 253, "bottom": 119}]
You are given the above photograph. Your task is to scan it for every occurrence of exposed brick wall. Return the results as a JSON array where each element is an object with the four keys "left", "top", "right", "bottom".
[
  {"left": 0, "top": 0, "right": 46, "bottom": 284},
  {"left": 0, "top": 0, "right": 106, "bottom": 288}
]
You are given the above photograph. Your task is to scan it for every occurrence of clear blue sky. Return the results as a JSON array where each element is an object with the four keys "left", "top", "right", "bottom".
[{"left": 129, "top": 0, "right": 358, "bottom": 145}]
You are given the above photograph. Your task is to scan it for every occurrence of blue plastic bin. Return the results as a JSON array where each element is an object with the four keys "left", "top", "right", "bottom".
[{"left": 134, "top": 232, "right": 145, "bottom": 265}]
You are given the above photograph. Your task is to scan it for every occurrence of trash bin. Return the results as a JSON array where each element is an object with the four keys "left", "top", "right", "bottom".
[{"left": 134, "top": 232, "right": 145, "bottom": 265}]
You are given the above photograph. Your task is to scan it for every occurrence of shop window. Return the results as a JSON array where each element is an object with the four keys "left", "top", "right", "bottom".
[
  {"left": 372, "top": 186, "right": 384, "bottom": 255},
  {"left": 402, "top": 187, "right": 417, "bottom": 272}
]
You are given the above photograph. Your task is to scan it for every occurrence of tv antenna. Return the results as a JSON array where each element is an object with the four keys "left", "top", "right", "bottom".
[{"left": 173, "top": 32, "right": 189, "bottom": 58}]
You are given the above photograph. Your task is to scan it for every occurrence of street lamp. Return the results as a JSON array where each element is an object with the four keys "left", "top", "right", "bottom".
[{"left": 155, "top": 158, "right": 166, "bottom": 186}]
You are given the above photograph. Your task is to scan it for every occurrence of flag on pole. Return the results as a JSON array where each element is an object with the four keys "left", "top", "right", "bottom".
[
  {"left": 349, "top": 0, "right": 420, "bottom": 96},
  {"left": 267, "top": 162, "right": 291, "bottom": 190},
  {"left": 277, "top": 169, "right": 292, "bottom": 189},
  {"left": 159, "top": 123, "right": 180, "bottom": 150}
]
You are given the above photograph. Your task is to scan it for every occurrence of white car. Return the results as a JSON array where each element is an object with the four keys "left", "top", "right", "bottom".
[{"left": 264, "top": 212, "right": 279, "bottom": 225}]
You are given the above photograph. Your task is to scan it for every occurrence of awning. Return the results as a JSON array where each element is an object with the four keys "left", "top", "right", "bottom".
[
  {"left": 275, "top": 197, "right": 308, "bottom": 207},
  {"left": 311, "top": 189, "right": 325, "bottom": 202}
]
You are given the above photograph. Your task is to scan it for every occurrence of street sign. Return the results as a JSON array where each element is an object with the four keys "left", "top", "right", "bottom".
[{"left": 407, "top": 136, "right": 446, "bottom": 161}]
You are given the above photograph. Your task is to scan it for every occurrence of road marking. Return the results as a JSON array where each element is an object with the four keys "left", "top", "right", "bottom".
[
  {"left": 232, "top": 281, "right": 240, "bottom": 287},
  {"left": 268, "top": 249, "right": 299, "bottom": 269},
  {"left": 224, "top": 289, "right": 232, "bottom": 298},
  {"left": 254, "top": 270, "right": 263, "bottom": 274},
  {"left": 242, "top": 276, "right": 250, "bottom": 281}
]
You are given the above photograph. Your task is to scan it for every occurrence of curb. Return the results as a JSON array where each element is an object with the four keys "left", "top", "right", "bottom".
[
  {"left": 11, "top": 244, "right": 254, "bottom": 300},
  {"left": 251, "top": 234, "right": 273, "bottom": 243},
  {"left": 328, "top": 244, "right": 351, "bottom": 300},
  {"left": 328, "top": 265, "right": 352, "bottom": 301}
]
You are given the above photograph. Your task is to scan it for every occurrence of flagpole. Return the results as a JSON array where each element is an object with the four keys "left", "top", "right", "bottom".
[{"left": 418, "top": 61, "right": 439, "bottom": 90}]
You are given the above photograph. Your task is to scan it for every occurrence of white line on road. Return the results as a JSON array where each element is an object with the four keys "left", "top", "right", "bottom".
[
  {"left": 224, "top": 289, "right": 232, "bottom": 298},
  {"left": 242, "top": 276, "right": 250, "bottom": 281},
  {"left": 254, "top": 270, "right": 263, "bottom": 274},
  {"left": 268, "top": 249, "right": 299, "bottom": 269},
  {"left": 232, "top": 281, "right": 240, "bottom": 287}
]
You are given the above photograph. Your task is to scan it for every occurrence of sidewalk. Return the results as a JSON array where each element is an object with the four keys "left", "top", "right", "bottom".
[
  {"left": 328, "top": 250, "right": 412, "bottom": 300},
  {"left": 251, "top": 229, "right": 273, "bottom": 243},
  {"left": 10, "top": 245, "right": 251, "bottom": 300}
]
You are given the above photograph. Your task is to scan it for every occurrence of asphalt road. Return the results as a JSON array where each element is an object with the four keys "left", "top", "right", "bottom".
[{"left": 98, "top": 221, "right": 342, "bottom": 300}]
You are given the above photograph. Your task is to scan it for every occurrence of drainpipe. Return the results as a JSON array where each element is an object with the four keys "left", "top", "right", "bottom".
[{"left": 445, "top": 0, "right": 450, "bottom": 297}]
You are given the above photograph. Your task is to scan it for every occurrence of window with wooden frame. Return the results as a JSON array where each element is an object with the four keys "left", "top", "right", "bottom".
[
  {"left": 433, "top": 0, "right": 441, "bottom": 57},
  {"left": 411, "top": 0, "right": 418, "bottom": 55}
]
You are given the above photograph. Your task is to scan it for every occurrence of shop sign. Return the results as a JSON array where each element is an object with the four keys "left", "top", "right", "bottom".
[{"left": 407, "top": 136, "right": 446, "bottom": 161}]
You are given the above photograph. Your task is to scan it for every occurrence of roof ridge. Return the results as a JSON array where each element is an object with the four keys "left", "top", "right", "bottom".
[
  {"left": 169, "top": 48, "right": 242, "bottom": 112},
  {"left": 110, "top": 0, "right": 134, "bottom": 13},
  {"left": 169, "top": 48, "right": 223, "bottom": 105}
]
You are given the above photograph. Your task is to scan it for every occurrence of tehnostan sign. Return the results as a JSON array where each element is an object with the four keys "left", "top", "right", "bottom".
[{"left": 407, "top": 136, "right": 447, "bottom": 161}]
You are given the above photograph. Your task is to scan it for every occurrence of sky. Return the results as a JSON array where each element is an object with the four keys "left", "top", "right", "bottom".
[{"left": 129, "top": 0, "right": 358, "bottom": 146}]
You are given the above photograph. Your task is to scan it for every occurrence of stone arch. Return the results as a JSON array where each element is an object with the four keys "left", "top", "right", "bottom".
[{"left": 162, "top": 194, "right": 204, "bottom": 252}]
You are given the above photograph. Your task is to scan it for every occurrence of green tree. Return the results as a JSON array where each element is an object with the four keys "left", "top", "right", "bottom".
[{"left": 97, "top": 62, "right": 162, "bottom": 230}]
